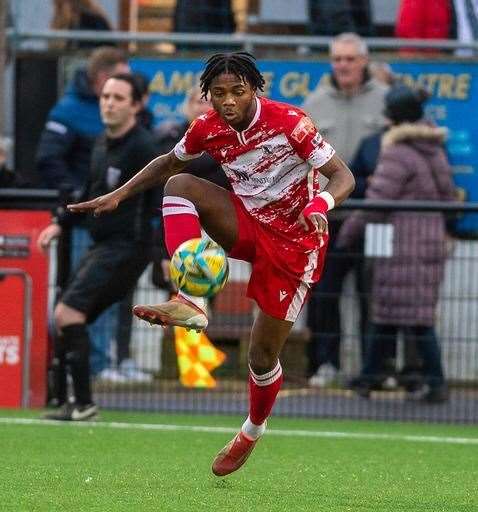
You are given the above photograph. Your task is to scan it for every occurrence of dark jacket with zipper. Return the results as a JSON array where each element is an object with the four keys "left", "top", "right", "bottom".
[{"left": 58, "top": 123, "right": 159, "bottom": 244}]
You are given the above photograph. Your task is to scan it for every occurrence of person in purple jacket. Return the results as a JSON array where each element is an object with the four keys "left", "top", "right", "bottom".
[{"left": 337, "top": 85, "right": 456, "bottom": 403}]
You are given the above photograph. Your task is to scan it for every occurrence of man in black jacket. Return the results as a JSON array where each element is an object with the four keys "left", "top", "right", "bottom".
[{"left": 37, "top": 74, "right": 158, "bottom": 421}]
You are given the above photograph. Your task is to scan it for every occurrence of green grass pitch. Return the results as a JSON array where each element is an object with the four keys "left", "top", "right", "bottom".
[{"left": 1, "top": 409, "right": 477, "bottom": 512}]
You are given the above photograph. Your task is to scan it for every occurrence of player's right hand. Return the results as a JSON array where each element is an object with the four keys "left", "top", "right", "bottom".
[{"left": 67, "top": 191, "right": 121, "bottom": 217}]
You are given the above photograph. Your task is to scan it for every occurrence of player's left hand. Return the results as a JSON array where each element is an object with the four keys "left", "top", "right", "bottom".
[
  {"left": 298, "top": 211, "right": 328, "bottom": 234},
  {"left": 298, "top": 196, "right": 329, "bottom": 234}
]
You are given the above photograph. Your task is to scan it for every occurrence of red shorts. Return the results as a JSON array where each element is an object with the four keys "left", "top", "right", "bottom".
[{"left": 228, "top": 195, "right": 328, "bottom": 322}]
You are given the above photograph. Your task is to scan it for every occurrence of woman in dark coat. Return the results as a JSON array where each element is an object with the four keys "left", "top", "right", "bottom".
[{"left": 337, "top": 85, "right": 456, "bottom": 403}]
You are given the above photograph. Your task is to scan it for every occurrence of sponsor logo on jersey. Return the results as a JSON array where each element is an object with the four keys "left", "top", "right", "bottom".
[{"left": 232, "top": 169, "right": 249, "bottom": 181}]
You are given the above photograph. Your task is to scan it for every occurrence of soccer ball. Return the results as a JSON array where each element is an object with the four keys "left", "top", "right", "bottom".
[{"left": 170, "top": 238, "right": 229, "bottom": 298}]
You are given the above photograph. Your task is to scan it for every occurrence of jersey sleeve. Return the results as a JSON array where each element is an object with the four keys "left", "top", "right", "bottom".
[
  {"left": 286, "top": 112, "right": 335, "bottom": 168},
  {"left": 173, "top": 118, "right": 205, "bottom": 161}
]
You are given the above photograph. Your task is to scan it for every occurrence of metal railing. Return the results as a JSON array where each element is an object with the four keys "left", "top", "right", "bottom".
[{"left": 7, "top": 28, "right": 478, "bottom": 54}]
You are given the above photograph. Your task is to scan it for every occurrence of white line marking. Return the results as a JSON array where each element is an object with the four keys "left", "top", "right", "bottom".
[{"left": 0, "top": 417, "right": 477, "bottom": 445}]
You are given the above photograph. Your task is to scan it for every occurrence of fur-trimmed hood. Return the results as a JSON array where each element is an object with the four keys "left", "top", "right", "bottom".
[{"left": 382, "top": 123, "right": 448, "bottom": 149}]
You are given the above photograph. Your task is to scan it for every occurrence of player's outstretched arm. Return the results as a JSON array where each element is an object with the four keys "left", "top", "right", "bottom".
[{"left": 67, "top": 151, "right": 187, "bottom": 216}]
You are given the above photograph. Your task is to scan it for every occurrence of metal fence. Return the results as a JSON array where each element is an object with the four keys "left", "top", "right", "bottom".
[{"left": 45, "top": 200, "right": 478, "bottom": 424}]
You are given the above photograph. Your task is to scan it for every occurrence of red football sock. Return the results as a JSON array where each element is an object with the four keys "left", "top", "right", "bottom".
[
  {"left": 248, "top": 361, "right": 283, "bottom": 425},
  {"left": 162, "top": 196, "right": 201, "bottom": 257}
]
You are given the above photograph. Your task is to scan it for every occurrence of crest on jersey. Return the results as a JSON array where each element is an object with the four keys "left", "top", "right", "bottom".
[{"left": 291, "top": 116, "right": 315, "bottom": 143}]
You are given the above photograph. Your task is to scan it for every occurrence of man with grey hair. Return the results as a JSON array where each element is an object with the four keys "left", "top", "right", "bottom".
[
  {"left": 302, "top": 32, "right": 389, "bottom": 387},
  {"left": 304, "top": 32, "right": 387, "bottom": 164}
]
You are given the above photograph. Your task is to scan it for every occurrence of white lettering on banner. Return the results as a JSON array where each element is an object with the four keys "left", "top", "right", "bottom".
[{"left": 0, "top": 336, "right": 20, "bottom": 365}]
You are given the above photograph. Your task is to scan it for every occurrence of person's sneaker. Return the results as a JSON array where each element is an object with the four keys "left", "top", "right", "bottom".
[
  {"left": 381, "top": 376, "right": 399, "bottom": 391},
  {"left": 97, "top": 368, "right": 128, "bottom": 384},
  {"left": 133, "top": 295, "right": 208, "bottom": 331},
  {"left": 42, "top": 402, "right": 98, "bottom": 421},
  {"left": 308, "top": 363, "right": 338, "bottom": 388},
  {"left": 119, "top": 359, "right": 153, "bottom": 384},
  {"left": 211, "top": 431, "right": 258, "bottom": 476}
]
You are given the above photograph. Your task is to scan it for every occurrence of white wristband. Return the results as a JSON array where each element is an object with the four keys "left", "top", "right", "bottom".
[{"left": 318, "top": 191, "right": 335, "bottom": 211}]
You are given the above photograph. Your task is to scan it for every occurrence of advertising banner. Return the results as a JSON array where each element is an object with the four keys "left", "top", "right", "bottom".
[
  {"left": 131, "top": 58, "right": 478, "bottom": 235},
  {"left": 0, "top": 211, "right": 51, "bottom": 407},
  {"left": 0, "top": 276, "right": 24, "bottom": 407}
]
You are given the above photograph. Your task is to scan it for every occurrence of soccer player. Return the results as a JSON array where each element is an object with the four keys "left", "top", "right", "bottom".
[{"left": 68, "top": 52, "right": 355, "bottom": 475}]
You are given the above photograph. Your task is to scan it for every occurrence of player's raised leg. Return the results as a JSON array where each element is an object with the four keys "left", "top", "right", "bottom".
[
  {"left": 212, "top": 312, "right": 292, "bottom": 476},
  {"left": 133, "top": 174, "right": 238, "bottom": 330}
]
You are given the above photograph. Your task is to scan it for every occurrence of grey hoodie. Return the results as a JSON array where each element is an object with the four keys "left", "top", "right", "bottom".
[{"left": 303, "top": 77, "right": 389, "bottom": 165}]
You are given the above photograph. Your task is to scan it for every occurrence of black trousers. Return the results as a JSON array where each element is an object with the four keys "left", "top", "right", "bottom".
[{"left": 306, "top": 218, "right": 369, "bottom": 375}]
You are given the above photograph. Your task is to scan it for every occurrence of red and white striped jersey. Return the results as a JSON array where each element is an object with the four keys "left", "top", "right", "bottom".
[{"left": 174, "top": 96, "right": 335, "bottom": 245}]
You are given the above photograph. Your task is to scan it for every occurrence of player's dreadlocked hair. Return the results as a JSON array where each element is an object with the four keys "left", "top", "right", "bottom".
[{"left": 199, "top": 52, "right": 265, "bottom": 99}]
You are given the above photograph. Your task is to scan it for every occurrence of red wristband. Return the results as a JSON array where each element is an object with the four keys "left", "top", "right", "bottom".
[{"left": 302, "top": 196, "right": 329, "bottom": 220}]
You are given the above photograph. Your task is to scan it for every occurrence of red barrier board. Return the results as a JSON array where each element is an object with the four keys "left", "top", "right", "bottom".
[
  {"left": 0, "top": 276, "right": 24, "bottom": 406},
  {"left": 0, "top": 210, "right": 51, "bottom": 408}
]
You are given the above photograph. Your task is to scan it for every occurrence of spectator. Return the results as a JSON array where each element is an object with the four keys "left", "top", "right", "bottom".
[
  {"left": 349, "top": 115, "right": 425, "bottom": 392},
  {"left": 50, "top": 0, "right": 112, "bottom": 50},
  {"left": 174, "top": 0, "right": 236, "bottom": 34},
  {"left": 37, "top": 74, "right": 159, "bottom": 420},
  {"left": 395, "top": 0, "right": 452, "bottom": 45},
  {"left": 36, "top": 46, "right": 129, "bottom": 193},
  {"left": 337, "top": 84, "right": 455, "bottom": 404},
  {"left": 302, "top": 33, "right": 388, "bottom": 386},
  {"left": 173, "top": 0, "right": 236, "bottom": 51},
  {"left": 396, "top": 0, "right": 478, "bottom": 56},
  {"left": 308, "top": 0, "right": 374, "bottom": 37}
]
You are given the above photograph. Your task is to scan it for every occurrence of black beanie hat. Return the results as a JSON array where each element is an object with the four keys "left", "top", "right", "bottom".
[{"left": 384, "top": 85, "right": 428, "bottom": 124}]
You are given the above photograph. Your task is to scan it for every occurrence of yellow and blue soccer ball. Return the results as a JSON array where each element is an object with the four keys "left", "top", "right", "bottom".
[{"left": 170, "top": 238, "right": 229, "bottom": 297}]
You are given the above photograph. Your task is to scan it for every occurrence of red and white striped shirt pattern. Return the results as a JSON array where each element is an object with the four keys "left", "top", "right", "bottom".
[{"left": 174, "top": 96, "right": 335, "bottom": 245}]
